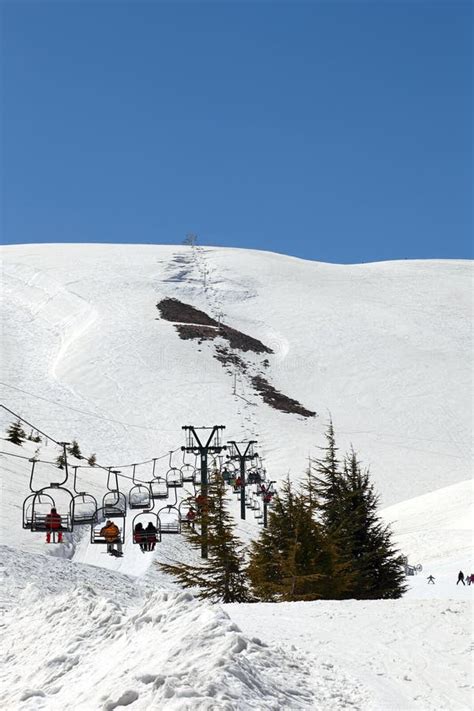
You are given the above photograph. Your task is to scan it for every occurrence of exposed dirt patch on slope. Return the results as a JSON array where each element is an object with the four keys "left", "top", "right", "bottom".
[
  {"left": 251, "top": 376, "right": 316, "bottom": 417},
  {"left": 156, "top": 298, "right": 316, "bottom": 418},
  {"left": 157, "top": 298, "right": 218, "bottom": 326}
]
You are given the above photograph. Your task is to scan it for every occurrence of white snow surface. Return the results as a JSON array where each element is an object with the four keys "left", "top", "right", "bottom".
[
  {"left": 1, "top": 243, "right": 472, "bottom": 505},
  {"left": 1, "top": 244, "right": 473, "bottom": 709}
]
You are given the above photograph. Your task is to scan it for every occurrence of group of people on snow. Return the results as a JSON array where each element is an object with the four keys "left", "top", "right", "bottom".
[{"left": 426, "top": 571, "right": 473, "bottom": 585}]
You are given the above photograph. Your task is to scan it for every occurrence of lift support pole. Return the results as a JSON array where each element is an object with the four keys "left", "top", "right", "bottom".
[
  {"left": 227, "top": 440, "right": 257, "bottom": 521},
  {"left": 182, "top": 425, "right": 225, "bottom": 559}
]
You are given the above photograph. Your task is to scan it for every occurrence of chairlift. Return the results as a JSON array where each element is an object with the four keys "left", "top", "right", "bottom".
[
  {"left": 90, "top": 507, "right": 125, "bottom": 551},
  {"left": 132, "top": 511, "right": 161, "bottom": 550},
  {"left": 73, "top": 492, "right": 98, "bottom": 524},
  {"left": 150, "top": 477, "right": 168, "bottom": 499},
  {"left": 158, "top": 505, "right": 181, "bottom": 534},
  {"left": 180, "top": 463, "right": 195, "bottom": 483},
  {"left": 102, "top": 490, "right": 127, "bottom": 517},
  {"left": 102, "top": 469, "right": 127, "bottom": 517},
  {"left": 23, "top": 491, "right": 55, "bottom": 529},
  {"left": 128, "top": 464, "right": 151, "bottom": 510},
  {"left": 71, "top": 466, "right": 98, "bottom": 525},
  {"left": 166, "top": 451, "right": 183, "bottom": 488},
  {"left": 28, "top": 486, "right": 74, "bottom": 533},
  {"left": 166, "top": 468, "right": 183, "bottom": 488}
]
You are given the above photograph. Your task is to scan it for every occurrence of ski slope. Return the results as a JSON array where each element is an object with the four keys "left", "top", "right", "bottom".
[
  {"left": 1, "top": 244, "right": 473, "bottom": 709},
  {"left": 1, "top": 243, "right": 472, "bottom": 506}
]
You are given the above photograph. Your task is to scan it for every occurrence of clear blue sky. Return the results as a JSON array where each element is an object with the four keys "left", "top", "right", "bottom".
[{"left": 2, "top": 1, "right": 472, "bottom": 263}]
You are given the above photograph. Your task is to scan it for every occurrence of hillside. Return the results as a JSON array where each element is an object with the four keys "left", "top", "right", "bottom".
[
  {"left": 1, "top": 243, "right": 472, "bottom": 507},
  {"left": 1, "top": 244, "right": 472, "bottom": 710}
]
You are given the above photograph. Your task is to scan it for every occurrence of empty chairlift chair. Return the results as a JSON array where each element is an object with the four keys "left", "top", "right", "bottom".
[
  {"left": 128, "top": 466, "right": 151, "bottom": 510},
  {"left": 102, "top": 490, "right": 127, "bottom": 518},
  {"left": 150, "top": 477, "right": 168, "bottom": 500},
  {"left": 158, "top": 505, "right": 181, "bottom": 535},
  {"left": 71, "top": 466, "right": 98, "bottom": 525},
  {"left": 166, "top": 468, "right": 183, "bottom": 489},
  {"left": 72, "top": 492, "right": 98, "bottom": 525},
  {"left": 180, "top": 463, "right": 195, "bottom": 483}
]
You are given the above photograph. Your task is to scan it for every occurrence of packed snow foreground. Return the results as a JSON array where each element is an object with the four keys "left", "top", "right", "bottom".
[{"left": 1, "top": 244, "right": 473, "bottom": 710}]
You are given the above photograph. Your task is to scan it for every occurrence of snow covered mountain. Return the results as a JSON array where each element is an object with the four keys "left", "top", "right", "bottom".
[
  {"left": 1, "top": 243, "right": 472, "bottom": 505},
  {"left": 1, "top": 243, "right": 472, "bottom": 710}
]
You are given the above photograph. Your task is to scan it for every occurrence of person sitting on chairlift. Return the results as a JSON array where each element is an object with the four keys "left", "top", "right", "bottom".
[
  {"left": 45, "top": 507, "right": 63, "bottom": 544},
  {"left": 196, "top": 494, "right": 207, "bottom": 511},
  {"left": 234, "top": 476, "right": 242, "bottom": 491},
  {"left": 100, "top": 520, "right": 123, "bottom": 557},
  {"left": 186, "top": 506, "right": 197, "bottom": 526},
  {"left": 133, "top": 522, "right": 147, "bottom": 552},
  {"left": 145, "top": 521, "right": 157, "bottom": 551}
]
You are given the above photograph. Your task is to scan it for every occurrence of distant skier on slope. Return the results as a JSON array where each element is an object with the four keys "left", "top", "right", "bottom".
[
  {"left": 100, "top": 520, "right": 122, "bottom": 557},
  {"left": 45, "top": 507, "right": 63, "bottom": 544},
  {"left": 427, "top": 575, "right": 435, "bottom": 584},
  {"left": 456, "top": 571, "right": 465, "bottom": 586},
  {"left": 467, "top": 574, "right": 473, "bottom": 586}
]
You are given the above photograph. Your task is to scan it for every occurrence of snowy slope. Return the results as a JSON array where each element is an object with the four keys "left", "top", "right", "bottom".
[
  {"left": 1, "top": 244, "right": 473, "bottom": 710},
  {"left": 1, "top": 243, "right": 472, "bottom": 507}
]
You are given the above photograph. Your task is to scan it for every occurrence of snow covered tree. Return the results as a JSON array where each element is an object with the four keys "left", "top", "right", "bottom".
[
  {"left": 56, "top": 452, "right": 66, "bottom": 469},
  {"left": 158, "top": 476, "right": 249, "bottom": 603},
  {"left": 6, "top": 419, "right": 27, "bottom": 446},
  {"left": 68, "top": 440, "right": 82, "bottom": 459},
  {"left": 87, "top": 453, "right": 97, "bottom": 467}
]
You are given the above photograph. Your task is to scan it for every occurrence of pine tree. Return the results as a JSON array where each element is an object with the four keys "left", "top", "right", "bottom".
[
  {"left": 68, "top": 440, "right": 82, "bottom": 459},
  {"left": 310, "top": 418, "right": 343, "bottom": 530},
  {"left": 6, "top": 419, "right": 27, "bottom": 446},
  {"left": 158, "top": 475, "right": 249, "bottom": 603},
  {"left": 56, "top": 453, "right": 66, "bottom": 469},
  {"left": 248, "top": 478, "right": 349, "bottom": 601},
  {"left": 337, "top": 449, "right": 406, "bottom": 599},
  {"left": 87, "top": 453, "right": 97, "bottom": 467}
]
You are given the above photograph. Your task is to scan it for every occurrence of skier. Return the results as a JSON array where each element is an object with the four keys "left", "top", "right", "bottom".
[
  {"left": 145, "top": 522, "right": 158, "bottom": 551},
  {"left": 467, "top": 574, "right": 473, "bottom": 586},
  {"left": 234, "top": 476, "right": 242, "bottom": 491},
  {"left": 427, "top": 575, "right": 435, "bottom": 584},
  {"left": 100, "top": 520, "right": 122, "bottom": 557},
  {"left": 456, "top": 570, "right": 465, "bottom": 586},
  {"left": 133, "top": 522, "right": 146, "bottom": 552},
  {"left": 45, "top": 507, "right": 63, "bottom": 544}
]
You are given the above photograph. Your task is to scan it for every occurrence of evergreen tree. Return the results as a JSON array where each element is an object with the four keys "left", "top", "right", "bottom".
[
  {"left": 6, "top": 419, "right": 27, "bottom": 446},
  {"left": 337, "top": 449, "right": 406, "bottom": 599},
  {"left": 158, "top": 475, "right": 249, "bottom": 603},
  {"left": 87, "top": 453, "right": 97, "bottom": 467},
  {"left": 311, "top": 421, "right": 406, "bottom": 599},
  {"left": 248, "top": 478, "right": 349, "bottom": 601},
  {"left": 56, "top": 452, "right": 66, "bottom": 469},
  {"left": 68, "top": 440, "right": 82, "bottom": 459},
  {"left": 310, "top": 418, "right": 344, "bottom": 530}
]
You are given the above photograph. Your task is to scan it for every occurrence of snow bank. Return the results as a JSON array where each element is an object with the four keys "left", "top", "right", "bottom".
[{"left": 2, "top": 546, "right": 346, "bottom": 711}]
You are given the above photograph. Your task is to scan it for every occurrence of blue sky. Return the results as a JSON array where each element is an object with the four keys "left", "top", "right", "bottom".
[{"left": 2, "top": 1, "right": 471, "bottom": 263}]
